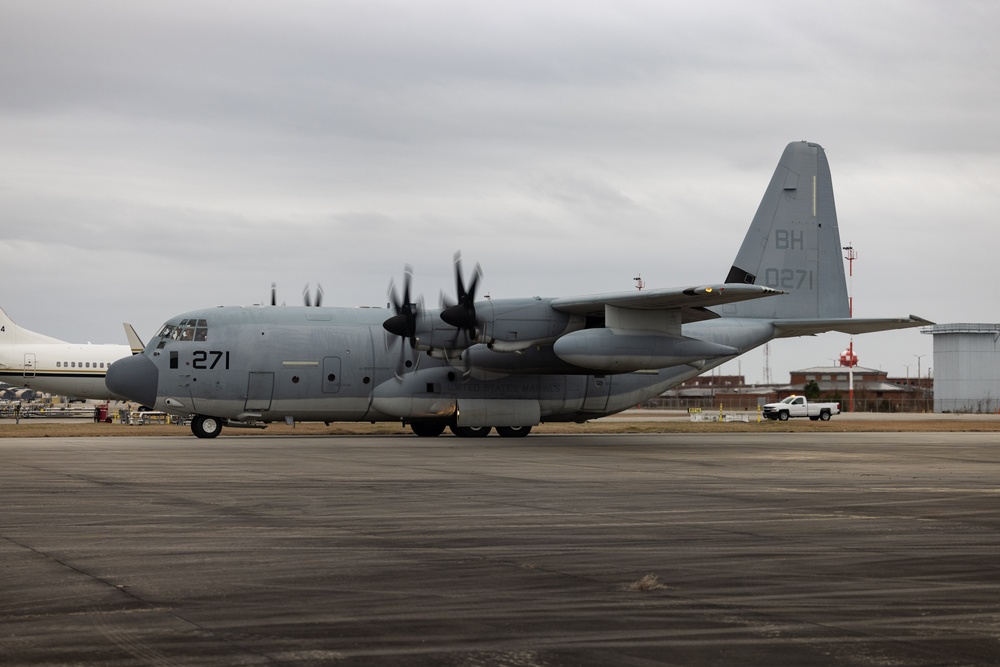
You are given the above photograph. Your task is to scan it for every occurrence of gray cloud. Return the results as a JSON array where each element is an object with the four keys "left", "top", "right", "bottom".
[{"left": 1, "top": 0, "right": 997, "bottom": 381}]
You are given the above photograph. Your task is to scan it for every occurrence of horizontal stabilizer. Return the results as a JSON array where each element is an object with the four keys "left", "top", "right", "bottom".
[{"left": 772, "top": 315, "right": 933, "bottom": 338}]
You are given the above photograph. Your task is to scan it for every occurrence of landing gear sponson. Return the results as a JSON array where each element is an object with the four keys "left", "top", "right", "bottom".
[
  {"left": 187, "top": 415, "right": 532, "bottom": 438},
  {"left": 412, "top": 421, "right": 532, "bottom": 438}
]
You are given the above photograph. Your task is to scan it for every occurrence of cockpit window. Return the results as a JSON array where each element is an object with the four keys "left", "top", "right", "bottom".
[{"left": 157, "top": 319, "right": 208, "bottom": 342}]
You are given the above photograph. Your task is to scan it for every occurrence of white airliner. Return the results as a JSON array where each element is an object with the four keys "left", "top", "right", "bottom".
[{"left": 0, "top": 306, "right": 141, "bottom": 401}]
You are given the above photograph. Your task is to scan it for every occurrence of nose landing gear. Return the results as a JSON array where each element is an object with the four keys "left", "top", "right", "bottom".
[{"left": 191, "top": 414, "right": 223, "bottom": 438}]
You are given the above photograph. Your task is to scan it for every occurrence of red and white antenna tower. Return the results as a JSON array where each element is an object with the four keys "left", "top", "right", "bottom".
[{"left": 842, "top": 243, "right": 858, "bottom": 412}]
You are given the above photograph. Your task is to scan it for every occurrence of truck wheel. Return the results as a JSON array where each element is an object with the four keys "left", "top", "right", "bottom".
[
  {"left": 778, "top": 411, "right": 789, "bottom": 421},
  {"left": 819, "top": 411, "right": 831, "bottom": 421},
  {"left": 809, "top": 416, "right": 819, "bottom": 421},
  {"left": 191, "top": 415, "right": 223, "bottom": 438}
]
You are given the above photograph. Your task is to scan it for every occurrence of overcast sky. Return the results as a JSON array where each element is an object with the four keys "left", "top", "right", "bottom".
[{"left": 2, "top": 0, "right": 997, "bottom": 384}]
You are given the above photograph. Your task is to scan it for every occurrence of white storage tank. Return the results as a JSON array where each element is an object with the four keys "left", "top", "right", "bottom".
[{"left": 924, "top": 324, "right": 1000, "bottom": 413}]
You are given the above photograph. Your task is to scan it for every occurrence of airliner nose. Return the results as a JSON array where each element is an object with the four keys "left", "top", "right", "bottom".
[{"left": 106, "top": 354, "right": 159, "bottom": 408}]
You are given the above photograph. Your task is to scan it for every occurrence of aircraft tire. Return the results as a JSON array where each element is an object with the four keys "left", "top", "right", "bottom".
[
  {"left": 777, "top": 411, "right": 789, "bottom": 421},
  {"left": 496, "top": 426, "right": 532, "bottom": 438},
  {"left": 449, "top": 425, "right": 492, "bottom": 438},
  {"left": 191, "top": 415, "right": 223, "bottom": 439},
  {"left": 410, "top": 421, "right": 446, "bottom": 437}
]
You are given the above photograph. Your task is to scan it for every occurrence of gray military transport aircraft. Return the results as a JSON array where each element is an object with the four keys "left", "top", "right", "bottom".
[{"left": 106, "top": 141, "right": 930, "bottom": 438}]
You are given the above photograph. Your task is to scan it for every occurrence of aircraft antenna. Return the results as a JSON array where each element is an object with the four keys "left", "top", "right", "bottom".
[{"left": 633, "top": 274, "right": 644, "bottom": 291}]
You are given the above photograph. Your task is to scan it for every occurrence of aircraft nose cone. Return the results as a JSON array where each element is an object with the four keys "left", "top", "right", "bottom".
[{"left": 106, "top": 354, "right": 159, "bottom": 408}]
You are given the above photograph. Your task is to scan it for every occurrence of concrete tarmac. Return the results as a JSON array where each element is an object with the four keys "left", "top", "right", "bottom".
[{"left": 2, "top": 432, "right": 999, "bottom": 666}]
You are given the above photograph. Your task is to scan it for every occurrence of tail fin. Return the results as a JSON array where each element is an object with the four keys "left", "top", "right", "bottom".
[
  {"left": 0, "top": 306, "right": 67, "bottom": 345},
  {"left": 123, "top": 323, "right": 145, "bottom": 354},
  {"left": 722, "top": 141, "right": 849, "bottom": 320}
]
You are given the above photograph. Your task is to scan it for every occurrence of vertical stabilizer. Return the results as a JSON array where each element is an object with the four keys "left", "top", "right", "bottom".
[
  {"left": 721, "top": 141, "right": 849, "bottom": 320},
  {"left": 124, "top": 323, "right": 145, "bottom": 354},
  {"left": 0, "top": 306, "right": 67, "bottom": 345}
]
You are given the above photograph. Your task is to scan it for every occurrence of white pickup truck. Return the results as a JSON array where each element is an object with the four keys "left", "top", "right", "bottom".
[{"left": 761, "top": 395, "right": 841, "bottom": 421}]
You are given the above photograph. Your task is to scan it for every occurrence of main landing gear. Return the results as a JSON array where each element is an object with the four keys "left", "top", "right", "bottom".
[{"left": 407, "top": 421, "right": 533, "bottom": 438}]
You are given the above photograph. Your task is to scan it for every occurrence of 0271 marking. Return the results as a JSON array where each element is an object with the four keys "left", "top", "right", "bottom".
[{"left": 764, "top": 268, "right": 814, "bottom": 290}]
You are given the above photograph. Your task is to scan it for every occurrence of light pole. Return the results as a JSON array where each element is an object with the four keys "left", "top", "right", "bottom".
[
  {"left": 903, "top": 364, "right": 912, "bottom": 411},
  {"left": 914, "top": 354, "right": 927, "bottom": 411}
]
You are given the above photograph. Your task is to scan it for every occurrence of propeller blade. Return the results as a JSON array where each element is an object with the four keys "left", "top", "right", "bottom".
[
  {"left": 384, "top": 266, "right": 423, "bottom": 379},
  {"left": 383, "top": 265, "right": 418, "bottom": 340},
  {"left": 299, "top": 284, "right": 324, "bottom": 307},
  {"left": 440, "top": 251, "right": 482, "bottom": 339}
]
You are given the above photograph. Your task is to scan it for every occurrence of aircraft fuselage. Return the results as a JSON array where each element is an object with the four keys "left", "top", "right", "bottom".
[
  {"left": 0, "top": 343, "right": 131, "bottom": 400},
  {"left": 121, "top": 304, "right": 774, "bottom": 428}
]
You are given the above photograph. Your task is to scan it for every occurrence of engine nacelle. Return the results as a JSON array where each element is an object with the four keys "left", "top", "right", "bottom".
[
  {"left": 406, "top": 297, "right": 584, "bottom": 353},
  {"left": 552, "top": 328, "right": 738, "bottom": 372}
]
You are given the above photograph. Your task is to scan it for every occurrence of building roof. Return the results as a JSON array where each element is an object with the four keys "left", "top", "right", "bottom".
[
  {"left": 923, "top": 323, "right": 1000, "bottom": 335},
  {"left": 816, "top": 380, "right": 910, "bottom": 393}
]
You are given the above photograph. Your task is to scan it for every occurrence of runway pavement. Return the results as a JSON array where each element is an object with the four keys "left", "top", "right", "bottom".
[{"left": 2, "top": 432, "right": 999, "bottom": 666}]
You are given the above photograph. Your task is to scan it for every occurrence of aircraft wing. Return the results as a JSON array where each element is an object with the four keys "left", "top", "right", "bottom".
[
  {"left": 772, "top": 315, "right": 933, "bottom": 338},
  {"left": 550, "top": 284, "right": 783, "bottom": 322}
]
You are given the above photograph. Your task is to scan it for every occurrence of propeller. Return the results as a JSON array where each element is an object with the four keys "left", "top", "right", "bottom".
[
  {"left": 440, "top": 252, "right": 482, "bottom": 341},
  {"left": 303, "top": 284, "right": 324, "bottom": 307},
  {"left": 383, "top": 266, "right": 421, "bottom": 378},
  {"left": 383, "top": 265, "right": 419, "bottom": 342}
]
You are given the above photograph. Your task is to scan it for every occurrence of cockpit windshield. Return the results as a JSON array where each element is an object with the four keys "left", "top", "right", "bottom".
[{"left": 156, "top": 318, "right": 208, "bottom": 342}]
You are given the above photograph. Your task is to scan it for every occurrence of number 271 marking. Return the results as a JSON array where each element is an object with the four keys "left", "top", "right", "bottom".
[{"left": 192, "top": 350, "right": 230, "bottom": 369}]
